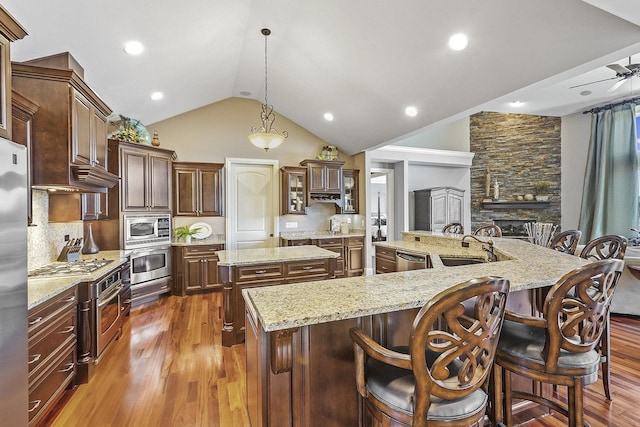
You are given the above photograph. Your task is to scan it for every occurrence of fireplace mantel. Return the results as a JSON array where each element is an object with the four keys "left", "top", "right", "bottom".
[{"left": 482, "top": 200, "right": 550, "bottom": 209}]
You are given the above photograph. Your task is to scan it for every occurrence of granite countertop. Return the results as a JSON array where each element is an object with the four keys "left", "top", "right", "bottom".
[
  {"left": 27, "top": 250, "right": 129, "bottom": 309},
  {"left": 243, "top": 232, "right": 588, "bottom": 332},
  {"left": 172, "top": 235, "right": 226, "bottom": 246},
  {"left": 217, "top": 245, "right": 339, "bottom": 266},
  {"left": 280, "top": 230, "right": 365, "bottom": 240}
]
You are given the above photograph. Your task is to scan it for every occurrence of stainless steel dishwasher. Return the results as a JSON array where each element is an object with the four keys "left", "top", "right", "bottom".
[{"left": 396, "top": 251, "right": 428, "bottom": 271}]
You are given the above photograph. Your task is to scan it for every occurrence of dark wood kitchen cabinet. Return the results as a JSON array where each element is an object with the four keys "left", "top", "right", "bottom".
[
  {"left": 173, "top": 244, "right": 225, "bottom": 296},
  {"left": 280, "top": 166, "right": 307, "bottom": 214},
  {"left": 339, "top": 169, "right": 359, "bottom": 214},
  {"left": 173, "top": 162, "right": 223, "bottom": 216},
  {"left": 300, "top": 159, "right": 344, "bottom": 205},
  {"left": 12, "top": 53, "right": 119, "bottom": 193},
  {"left": 312, "top": 236, "right": 345, "bottom": 278},
  {"left": 11, "top": 90, "right": 39, "bottom": 225},
  {"left": 0, "top": 6, "right": 27, "bottom": 140},
  {"left": 375, "top": 245, "right": 397, "bottom": 274},
  {"left": 282, "top": 235, "right": 365, "bottom": 277},
  {"left": 109, "top": 140, "right": 174, "bottom": 213},
  {"left": 27, "top": 286, "right": 77, "bottom": 426},
  {"left": 345, "top": 236, "right": 364, "bottom": 276}
]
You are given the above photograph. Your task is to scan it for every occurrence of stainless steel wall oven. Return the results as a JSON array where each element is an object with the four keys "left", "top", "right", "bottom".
[{"left": 129, "top": 245, "right": 172, "bottom": 306}]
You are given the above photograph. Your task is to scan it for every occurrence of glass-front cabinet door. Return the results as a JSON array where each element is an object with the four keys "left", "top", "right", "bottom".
[
  {"left": 281, "top": 166, "right": 307, "bottom": 215},
  {"left": 342, "top": 169, "right": 359, "bottom": 214}
]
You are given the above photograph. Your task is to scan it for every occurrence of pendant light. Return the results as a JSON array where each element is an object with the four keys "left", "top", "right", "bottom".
[{"left": 249, "top": 28, "right": 288, "bottom": 151}]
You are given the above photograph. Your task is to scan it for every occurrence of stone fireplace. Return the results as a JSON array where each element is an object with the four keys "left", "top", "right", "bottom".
[
  {"left": 493, "top": 219, "right": 535, "bottom": 238},
  {"left": 470, "top": 112, "right": 561, "bottom": 230}
]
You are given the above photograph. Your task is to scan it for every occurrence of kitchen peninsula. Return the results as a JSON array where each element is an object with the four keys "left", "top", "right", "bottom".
[
  {"left": 217, "top": 245, "right": 339, "bottom": 346},
  {"left": 242, "top": 232, "right": 588, "bottom": 427}
]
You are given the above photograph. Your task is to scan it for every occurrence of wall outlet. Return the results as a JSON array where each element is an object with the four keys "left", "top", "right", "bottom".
[
  {"left": 64, "top": 235, "right": 70, "bottom": 241},
  {"left": 285, "top": 222, "right": 298, "bottom": 229},
  {"left": 346, "top": 218, "right": 351, "bottom": 224}
]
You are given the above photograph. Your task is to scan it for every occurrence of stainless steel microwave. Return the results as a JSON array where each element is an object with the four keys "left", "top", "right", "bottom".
[{"left": 123, "top": 213, "right": 171, "bottom": 249}]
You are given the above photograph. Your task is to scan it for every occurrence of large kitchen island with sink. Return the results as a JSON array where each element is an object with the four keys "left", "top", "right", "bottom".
[{"left": 242, "top": 232, "right": 588, "bottom": 427}]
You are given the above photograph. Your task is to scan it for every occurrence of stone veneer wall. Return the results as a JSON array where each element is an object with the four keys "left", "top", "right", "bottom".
[{"left": 470, "top": 112, "right": 561, "bottom": 231}]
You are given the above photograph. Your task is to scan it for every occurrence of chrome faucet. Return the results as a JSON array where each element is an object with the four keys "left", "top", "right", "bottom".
[{"left": 461, "top": 235, "right": 496, "bottom": 262}]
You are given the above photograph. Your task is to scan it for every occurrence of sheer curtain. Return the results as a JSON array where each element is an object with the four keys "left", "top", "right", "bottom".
[{"left": 578, "top": 102, "right": 638, "bottom": 241}]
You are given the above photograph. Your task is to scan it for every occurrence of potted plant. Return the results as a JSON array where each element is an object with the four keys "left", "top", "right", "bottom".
[
  {"left": 174, "top": 225, "right": 200, "bottom": 243},
  {"left": 533, "top": 181, "right": 552, "bottom": 201}
]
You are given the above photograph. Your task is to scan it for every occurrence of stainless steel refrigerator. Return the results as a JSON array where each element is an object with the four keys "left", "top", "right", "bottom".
[{"left": 0, "top": 137, "right": 28, "bottom": 426}]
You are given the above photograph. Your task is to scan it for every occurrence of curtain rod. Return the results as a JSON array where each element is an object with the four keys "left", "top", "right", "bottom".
[{"left": 582, "top": 96, "right": 640, "bottom": 114}]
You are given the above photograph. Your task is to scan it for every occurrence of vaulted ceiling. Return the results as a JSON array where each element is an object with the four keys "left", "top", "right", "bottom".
[{"left": 3, "top": 0, "right": 640, "bottom": 154}]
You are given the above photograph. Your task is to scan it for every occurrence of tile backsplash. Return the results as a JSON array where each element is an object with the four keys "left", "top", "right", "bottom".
[{"left": 28, "top": 190, "right": 83, "bottom": 270}]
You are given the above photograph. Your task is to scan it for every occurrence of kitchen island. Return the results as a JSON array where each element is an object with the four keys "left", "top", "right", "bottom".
[
  {"left": 217, "top": 245, "right": 339, "bottom": 346},
  {"left": 242, "top": 232, "right": 588, "bottom": 427}
]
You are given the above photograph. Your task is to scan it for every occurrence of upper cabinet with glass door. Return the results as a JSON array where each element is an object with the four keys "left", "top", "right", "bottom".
[
  {"left": 281, "top": 166, "right": 307, "bottom": 215},
  {"left": 340, "top": 169, "right": 359, "bottom": 214}
]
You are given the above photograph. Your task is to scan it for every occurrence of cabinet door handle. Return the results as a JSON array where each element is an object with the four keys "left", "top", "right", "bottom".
[
  {"left": 382, "top": 266, "right": 388, "bottom": 270},
  {"left": 58, "top": 363, "right": 74, "bottom": 373},
  {"left": 28, "top": 400, "right": 41, "bottom": 413},
  {"left": 302, "top": 266, "right": 313, "bottom": 270},
  {"left": 255, "top": 270, "right": 267, "bottom": 274},
  {"left": 28, "top": 354, "right": 41, "bottom": 364},
  {"left": 61, "top": 296, "right": 76, "bottom": 303},
  {"left": 123, "top": 299, "right": 132, "bottom": 304},
  {"left": 58, "top": 325, "right": 75, "bottom": 334},
  {"left": 29, "top": 317, "right": 42, "bottom": 326}
]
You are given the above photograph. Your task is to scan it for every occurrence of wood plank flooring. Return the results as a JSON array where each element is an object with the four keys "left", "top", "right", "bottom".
[{"left": 43, "top": 293, "right": 640, "bottom": 427}]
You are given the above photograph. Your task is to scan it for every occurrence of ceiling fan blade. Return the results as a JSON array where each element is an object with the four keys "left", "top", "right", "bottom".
[
  {"left": 607, "top": 63, "right": 631, "bottom": 74},
  {"left": 569, "top": 76, "right": 617, "bottom": 89},
  {"left": 607, "top": 78, "right": 627, "bottom": 93}
]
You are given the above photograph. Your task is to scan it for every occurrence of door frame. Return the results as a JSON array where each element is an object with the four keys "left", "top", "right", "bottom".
[{"left": 225, "top": 158, "right": 280, "bottom": 250}]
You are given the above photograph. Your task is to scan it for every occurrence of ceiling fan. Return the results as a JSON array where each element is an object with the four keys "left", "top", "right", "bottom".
[{"left": 570, "top": 57, "right": 640, "bottom": 93}]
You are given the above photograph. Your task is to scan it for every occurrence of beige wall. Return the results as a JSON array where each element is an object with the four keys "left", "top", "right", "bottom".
[
  {"left": 149, "top": 97, "right": 361, "bottom": 235},
  {"left": 148, "top": 97, "right": 358, "bottom": 169}
]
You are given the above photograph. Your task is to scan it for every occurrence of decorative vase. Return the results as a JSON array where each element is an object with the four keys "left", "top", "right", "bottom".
[
  {"left": 185, "top": 235, "right": 192, "bottom": 244},
  {"left": 535, "top": 195, "right": 549, "bottom": 201},
  {"left": 81, "top": 223, "right": 100, "bottom": 254}
]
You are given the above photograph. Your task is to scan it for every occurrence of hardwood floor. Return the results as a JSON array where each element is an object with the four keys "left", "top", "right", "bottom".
[{"left": 44, "top": 294, "right": 640, "bottom": 427}]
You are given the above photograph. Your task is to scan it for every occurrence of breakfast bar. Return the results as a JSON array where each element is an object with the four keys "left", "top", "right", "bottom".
[{"left": 242, "top": 232, "right": 588, "bottom": 427}]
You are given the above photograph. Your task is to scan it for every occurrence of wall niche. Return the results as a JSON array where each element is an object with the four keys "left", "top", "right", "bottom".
[{"left": 470, "top": 112, "right": 561, "bottom": 231}]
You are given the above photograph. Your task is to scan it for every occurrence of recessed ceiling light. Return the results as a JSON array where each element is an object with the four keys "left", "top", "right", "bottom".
[
  {"left": 448, "top": 33, "right": 468, "bottom": 51},
  {"left": 324, "top": 112, "right": 334, "bottom": 121},
  {"left": 405, "top": 106, "right": 418, "bottom": 117},
  {"left": 510, "top": 101, "right": 524, "bottom": 107},
  {"left": 240, "top": 91, "right": 252, "bottom": 96},
  {"left": 124, "top": 41, "right": 144, "bottom": 55},
  {"left": 151, "top": 92, "right": 164, "bottom": 101},
  {"left": 580, "top": 90, "right": 592, "bottom": 96}
]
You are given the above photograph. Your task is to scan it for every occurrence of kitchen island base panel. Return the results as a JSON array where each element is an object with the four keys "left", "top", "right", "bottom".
[{"left": 246, "top": 287, "right": 550, "bottom": 427}]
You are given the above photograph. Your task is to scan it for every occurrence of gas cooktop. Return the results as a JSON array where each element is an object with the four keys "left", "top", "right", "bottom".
[{"left": 28, "top": 259, "right": 114, "bottom": 278}]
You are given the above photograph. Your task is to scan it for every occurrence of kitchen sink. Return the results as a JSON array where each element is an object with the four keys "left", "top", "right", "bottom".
[{"left": 439, "top": 257, "right": 486, "bottom": 267}]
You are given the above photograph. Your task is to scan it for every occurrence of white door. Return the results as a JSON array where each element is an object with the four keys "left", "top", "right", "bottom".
[{"left": 225, "top": 159, "right": 279, "bottom": 249}]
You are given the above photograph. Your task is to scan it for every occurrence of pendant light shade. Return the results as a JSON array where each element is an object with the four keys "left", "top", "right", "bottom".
[{"left": 249, "top": 28, "right": 287, "bottom": 151}]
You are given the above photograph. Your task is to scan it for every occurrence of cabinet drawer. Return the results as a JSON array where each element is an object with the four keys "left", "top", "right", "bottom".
[
  {"left": 28, "top": 344, "right": 76, "bottom": 425},
  {"left": 285, "top": 259, "right": 329, "bottom": 279},
  {"left": 346, "top": 236, "right": 364, "bottom": 246},
  {"left": 28, "top": 287, "right": 77, "bottom": 338},
  {"left": 131, "top": 277, "right": 171, "bottom": 302},
  {"left": 284, "top": 239, "right": 312, "bottom": 247},
  {"left": 316, "top": 237, "right": 344, "bottom": 247},
  {"left": 184, "top": 244, "right": 224, "bottom": 256},
  {"left": 375, "top": 257, "right": 397, "bottom": 274},
  {"left": 375, "top": 247, "right": 396, "bottom": 261},
  {"left": 236, "top": 264, "right": 284, "bottom": 283},
  {"left": 28, "top": 311, "right": 76, "bottom": 382}
]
